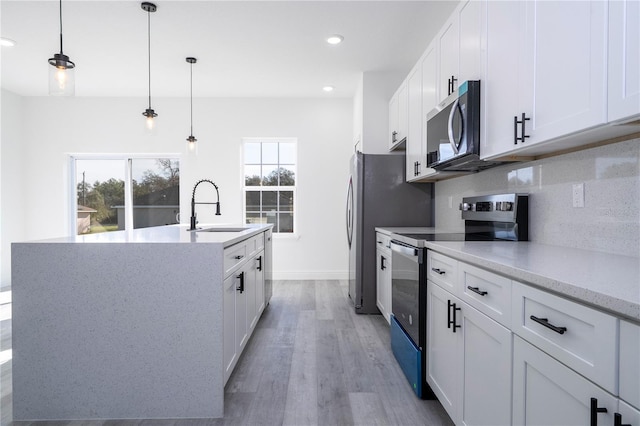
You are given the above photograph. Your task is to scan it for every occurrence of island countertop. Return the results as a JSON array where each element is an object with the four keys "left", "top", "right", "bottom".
[{"left": 17, "top": 223, "right": 273, "bottom": 247}]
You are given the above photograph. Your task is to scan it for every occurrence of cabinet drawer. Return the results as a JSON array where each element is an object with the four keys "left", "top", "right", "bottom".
[
  {"left": 512, "top": 282, "right": 618, "bottom": 394},
  {"left": 224, "top": 242, "right": 247, "bottom": 277},
  {"left": 458, "top": 262, "right": 512, "bottom": 328},
  {"left": 427, "top": 251, "right": 458, "bottom": 293},
  {"left": 377, "top": 233, "right": 392, "bottom": 253},
  {"left": 620, "top": 320, "right": 640, "bottom": 409}
]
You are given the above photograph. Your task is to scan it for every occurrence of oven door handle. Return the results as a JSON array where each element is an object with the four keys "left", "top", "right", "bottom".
[{"left": 390, "top": 240, "right": 419, "bottom": 259}]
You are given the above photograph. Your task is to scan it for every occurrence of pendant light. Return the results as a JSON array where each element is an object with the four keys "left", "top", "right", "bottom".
[
  {"left": 186, "top": 57, "right": 197, "bottom": 151},
  {"left": 48, "top": 0, "right": 75, "bottom": 96},
  {"left": 141, "top": 2, "right": 157, "bottom": 130}
]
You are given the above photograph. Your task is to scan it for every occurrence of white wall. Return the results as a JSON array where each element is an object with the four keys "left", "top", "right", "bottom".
[
  {"left": 1, "top": 90, "right": 25, "bottom": 288},
  {"left": 3, "top": 94, "right": 353, "bottom": 281},
  {"left": 435, "top": 137, "right": 640, "bottom": 257},
  {"left": 361, "top": 71, "right": 404, "bottom": 154}
]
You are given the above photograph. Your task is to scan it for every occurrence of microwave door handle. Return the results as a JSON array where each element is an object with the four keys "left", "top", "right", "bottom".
[{"left": 447, "top": 98, "right": 460, "bottom": 155}]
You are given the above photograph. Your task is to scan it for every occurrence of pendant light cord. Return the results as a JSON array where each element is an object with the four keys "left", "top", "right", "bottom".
[
  {"left": 58, "top": 0, "right": 64, "bottom": 54},
  {"left": 190, "top": 62, "right": 194, "bottom": 136},
  {"left": 147, "top": 9, "right": 152, "bottom": 109}
]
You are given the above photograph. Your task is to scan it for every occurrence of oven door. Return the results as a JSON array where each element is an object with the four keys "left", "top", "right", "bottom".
[{"left": 390, "top": 240, "right": 421, "bottom": 345}]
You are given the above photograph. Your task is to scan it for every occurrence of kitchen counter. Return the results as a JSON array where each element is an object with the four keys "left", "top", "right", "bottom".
[
  {"left": 24, "top": 223, "right": 270, "bottom": 246},
  {"left": 11, "top": 224, "right": 272, "bottom": 420},
  {"left": 376, "top": 227, "right": 639, "bottom": 322}
]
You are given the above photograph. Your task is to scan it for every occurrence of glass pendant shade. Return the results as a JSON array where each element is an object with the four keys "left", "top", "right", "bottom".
[{"left": 48, "top": 60, "right": 75, "bottom": 96}]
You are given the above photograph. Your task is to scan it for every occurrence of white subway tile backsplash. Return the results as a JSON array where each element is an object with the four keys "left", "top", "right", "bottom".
[{"left": 435, "top": 137, "right": 640, "bottom": 257}]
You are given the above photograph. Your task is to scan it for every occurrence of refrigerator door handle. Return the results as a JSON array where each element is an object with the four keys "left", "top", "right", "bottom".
[{"left": 346, "top": 176, "right": 354, "bottom": 247}]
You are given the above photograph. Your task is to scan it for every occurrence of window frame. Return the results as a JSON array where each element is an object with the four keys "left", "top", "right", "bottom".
[
  {"left": 68, "top": 153, "right": 181, "bottom": 235},
  {"left": 241, "top": 138, "right": 298, "bottom": 236}
]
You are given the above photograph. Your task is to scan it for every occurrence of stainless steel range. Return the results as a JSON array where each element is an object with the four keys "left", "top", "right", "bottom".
[{"left": 389, "top": 193, "right": 528, "bottom": 399}]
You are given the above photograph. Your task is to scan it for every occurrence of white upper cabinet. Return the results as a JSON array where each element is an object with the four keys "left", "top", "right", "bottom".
[
  {"left": 483, "top": 0, "right": 608, "bottom": 160},
  {"left": 437, "top": 15, "right": 460, "bottom": 104},
  {"left": 406, "top": 65, "right": 424, "bottom": 181},
  {"left": 520, "top": 1, "right": 608, "bottom": 145},
  {"left": 458, "top": 0, "right": 484, "bottom": 83},
  {"left": 389, "top": 81, "right": 409, "bottom": 150},
  {"left": 608, "top": 0, "right": 640, "bottom": 123}
]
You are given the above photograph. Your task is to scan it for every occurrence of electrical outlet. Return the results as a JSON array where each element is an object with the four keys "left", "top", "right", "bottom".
[{"left": 572, "top": 183, "right": 584, "bottom": 208}]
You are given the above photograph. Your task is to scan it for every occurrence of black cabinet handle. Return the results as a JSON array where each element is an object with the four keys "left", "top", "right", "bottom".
[
  {"left": 467, "top": 286, "right": 488, "bottom": 296},
  {"left": 514, "top": 113, "right": 531, "bottom": 144},
  {"left": 431, "top": 268, "right": 445, "bottom": 275},
  {"left": 257, "top": 256, "right": 262, "bottom": 271},
  {"left": 381, "top": 256, "right": 386, "bottom": 271},
  {"left": 416, "top": 162, "right": 421, "bottom": 176},
  {"left": 614, "top": 413, "right": 631, "bottom": 426},
  {"left": 590, "top": 398, "right": 608, "bottom": 426},
  {"left": 447, "top": 300, "right": 461, "bottom": 332},
  {"left": 234, "top": 255, "right": 244, "bottom": 260},
  {"left": 236, "top": 271, "right": 245, "bottom": 293},
  {"left": 392, "top": 131, "right": 398, "bottom": 143},
  {"left": 530, "top": 315, "right": 567, "bottom": 334}
]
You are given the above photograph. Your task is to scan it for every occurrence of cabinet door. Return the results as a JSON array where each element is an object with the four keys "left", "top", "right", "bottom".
[
  {"left": 513, "top": 336, "right": 617, "bottom": 426},
  {"left": 406, "top": 65, "right": 423, "bottom": 181},
  {"left": 389, "top": 92, "right": 399, "bottom": 148},
  {"left": 620, "top": 320, "right": 640, "bottom": 409},
  {"left": 460, "top": 302, "right": 512, "bottom": 426},
  {"left": 438, "top": 15, "right": 460, "bottom": 103},
  {"left": 520, "top": 0, "right": 607, "bottom": 146},
  {"left": 223, "top": 274, "right": 237, "bottom": 385},
  {"left": 458, "top": 0, "right": 483, "bottom": 83},
  {"left": 481, "top": 0, "right": 525, "bottom": 159},
  {"left": 376, "top": 248, "right": 391, "bottom": 324},
  {"left": 426, "top": 281, "right": 460, "bottom": 421},
  {"left": 255, "top": 251, "right": 265, "bottom": 317},
  {"left": 608, "top": 0, "right": 640, "bottom": 123},
  {"left": 398, "top": 83, "right": 409, "bottom": 144},
  {"left": 235, "top": 270, "right": 248, "bottom": 353}
]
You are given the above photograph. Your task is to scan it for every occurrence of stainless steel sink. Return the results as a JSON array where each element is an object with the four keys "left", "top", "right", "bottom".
[{"left": 195, "top": 227, "right": 251, "bottom": 232}]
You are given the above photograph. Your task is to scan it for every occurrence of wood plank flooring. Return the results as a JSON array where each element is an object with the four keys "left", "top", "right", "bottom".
[{"left": 2, "top": 280, "right": 453, "bottom": 426}]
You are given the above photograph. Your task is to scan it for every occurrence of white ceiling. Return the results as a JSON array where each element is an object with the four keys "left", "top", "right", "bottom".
[{"left": 1, "top": 1, "right": 458, "bottom": 98}]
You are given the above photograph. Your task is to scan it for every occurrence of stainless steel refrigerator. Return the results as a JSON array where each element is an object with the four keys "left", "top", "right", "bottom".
[{"left": 346, "top": 152, "right": 433, "bottom": 314}]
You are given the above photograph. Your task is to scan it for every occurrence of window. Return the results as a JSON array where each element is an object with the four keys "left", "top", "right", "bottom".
[
  {"left": 243, "top": 138, "right": 296, "bottom": 233},
  {"left": 71, "top": 155, "right": 180, "bottom": 235}
]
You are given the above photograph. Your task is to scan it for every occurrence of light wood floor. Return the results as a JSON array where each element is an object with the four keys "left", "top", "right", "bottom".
[{"left": 2, "top": 280, "right": 453, "bottom": 426}]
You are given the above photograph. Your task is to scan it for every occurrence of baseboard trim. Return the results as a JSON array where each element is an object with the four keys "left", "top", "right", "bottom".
[{"left": 273, "top": 271, "right": 348, "bottom": 281}]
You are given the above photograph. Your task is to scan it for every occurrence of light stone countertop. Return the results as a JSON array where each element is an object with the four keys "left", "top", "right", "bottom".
[
  {"left": 419, "top": 237, "right": 638, "bottom": 322},
  {"left": 17, "top": 223, "right": 273, "bottom": 248}
]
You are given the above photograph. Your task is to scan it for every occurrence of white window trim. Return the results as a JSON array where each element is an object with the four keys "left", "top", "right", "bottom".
[
  {"left": 241, "top": 138, "right": 298, "bottom": 236},
  {"left": 68, "top": 153, "right": 181, "bottom": 236}
]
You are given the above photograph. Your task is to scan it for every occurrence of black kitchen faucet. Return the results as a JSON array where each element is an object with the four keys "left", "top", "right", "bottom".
[{"left": 189, "top": 179, "right": 221, "bottom": 230}]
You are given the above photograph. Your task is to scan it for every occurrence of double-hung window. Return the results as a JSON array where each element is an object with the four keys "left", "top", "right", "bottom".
[{"left": 243, "top": 138, "right": 296, "bottom": 234}]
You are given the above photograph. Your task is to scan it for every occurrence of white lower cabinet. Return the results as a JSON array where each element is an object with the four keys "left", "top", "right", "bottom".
[
  {"left": 222, "top": 233, "right": 267, "bottom": 385},
  {"left": 427, "top": 280, "right": 512, "bottom": 425},
  {"left": 618, "top": 400, "right": 640, "bottom": 426},
  {"left": 376, "top": 232, "right": 392, "bottom": 324},
  {"left": 513, "top": 336, "right": 617, "bottom": 426}
]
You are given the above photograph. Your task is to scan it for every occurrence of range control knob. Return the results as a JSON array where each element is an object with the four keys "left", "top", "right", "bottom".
[
  {"left": 459, "top": 202, "right": 474, "bottom": 211},
  {"left": 496, "top": 201, "right": 514, "bottom": 211}
]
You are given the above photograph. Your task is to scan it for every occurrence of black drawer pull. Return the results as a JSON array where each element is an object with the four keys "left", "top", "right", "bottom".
[
  {"left": 614, "top": 413, "right": 631, "bottom": 426},
  {"left": 530, "top": 315, "right": 567, "bottom": 335},
  {"left": 234, "top": 255, "right": 244, "bottom": 260},
  {"left": 431, "top": 268, "right": 445, "bottom": 275},
  {"left": 590, "top": 398, "right": 608, "bottom": 426},
  {"left": 467, "top": 286, "right": 488, "bottom": 296}
]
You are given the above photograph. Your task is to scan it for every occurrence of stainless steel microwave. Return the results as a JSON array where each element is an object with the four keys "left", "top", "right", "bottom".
[{"left": 426, "top": 80, "right": 485, "bottom": 172}]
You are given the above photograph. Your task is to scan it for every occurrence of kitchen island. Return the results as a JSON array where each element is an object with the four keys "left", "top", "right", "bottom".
[{"left": 11, "top": 224, "right": 273, "bottom": 421}]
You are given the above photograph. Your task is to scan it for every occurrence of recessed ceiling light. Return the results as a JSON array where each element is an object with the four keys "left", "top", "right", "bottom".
[
  {"left": 323, "top": 86, "right": 335, "bottom": 92},
  {"left": 326, "top": 35, "right": 344, "bottom": 45},
  {"left": 0, "top": 38, "right": 16, "bottom": 47}
]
